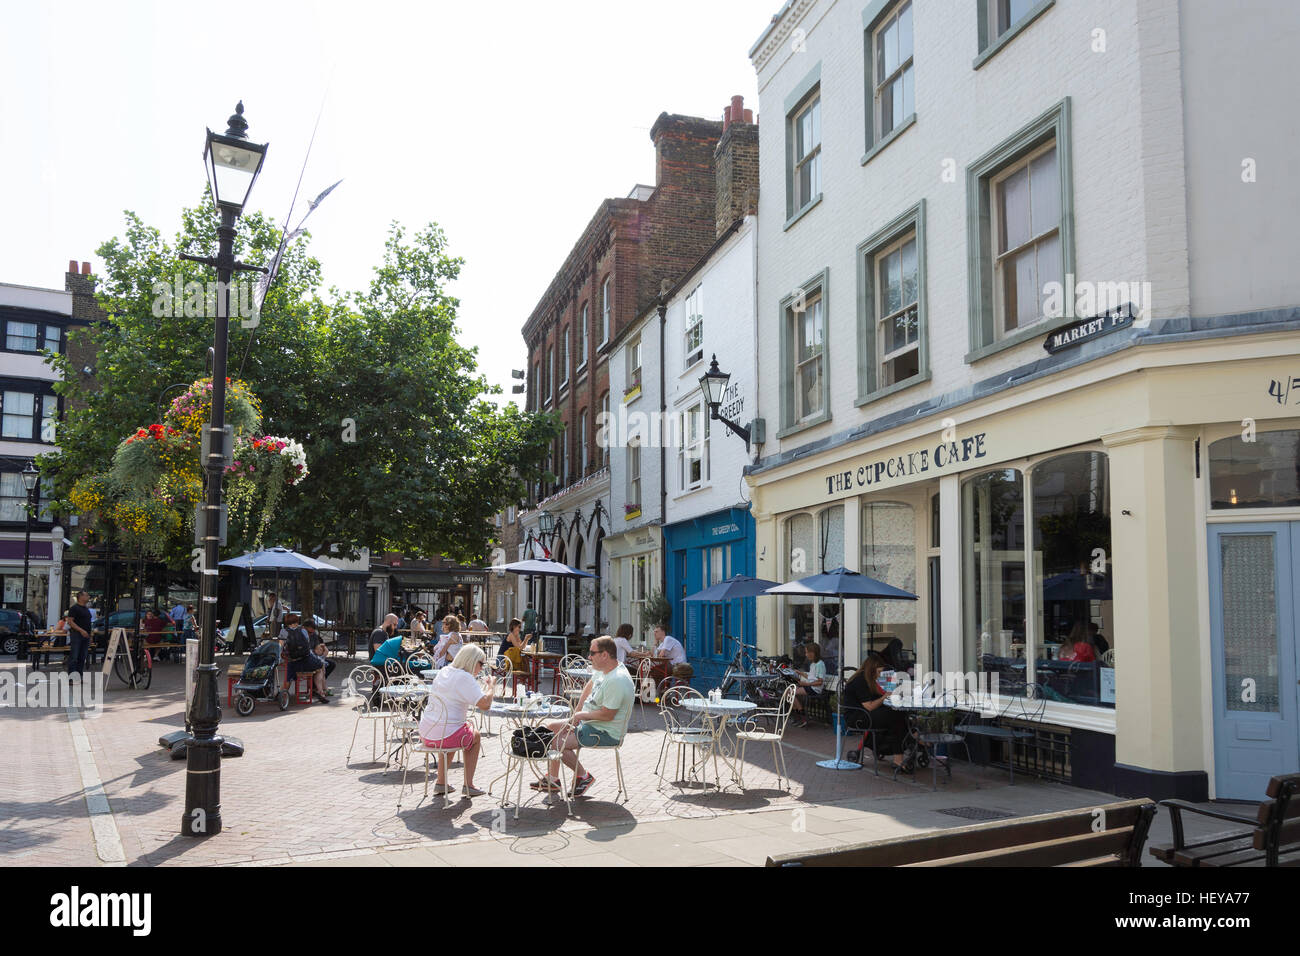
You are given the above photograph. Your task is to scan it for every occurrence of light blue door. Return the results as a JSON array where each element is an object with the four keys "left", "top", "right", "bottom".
[{"left": 1208, "top": 523, "right": 1300, "bottom": 800}]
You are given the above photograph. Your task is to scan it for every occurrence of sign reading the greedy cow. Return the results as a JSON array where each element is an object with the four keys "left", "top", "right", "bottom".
[{"left": 824, "top": 433, "right": 989, "bottom": 497}]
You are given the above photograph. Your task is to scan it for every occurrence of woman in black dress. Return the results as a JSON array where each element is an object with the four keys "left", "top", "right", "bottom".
[{"left": 842, "top": 653, "right": 912, "bottom": 772}]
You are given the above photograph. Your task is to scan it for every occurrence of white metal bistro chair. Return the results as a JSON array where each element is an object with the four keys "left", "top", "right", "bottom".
[
  {"left": 735, "top": 682, "right": 797, "bottom": 791},
  {"left": 632, "top": 656, "right": 657, "bottom": 730},
  {"left": 345, "top": 664, "right": 394, "bottom": 764},
  {"left": 494, "top": 695, "right": 574, "bottom": 819},
  {"left": 570, "top": 705, "right": 631, "bottom": 803},
  {"left": 656, "top": 685, "right": 713, "bottom": 791},
  {"left": 397, "top": 696, "right": 472, "bottom": 808}
]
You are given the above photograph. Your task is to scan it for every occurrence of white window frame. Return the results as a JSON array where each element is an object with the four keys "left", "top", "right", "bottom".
[
  {"left": 601, "top": 392, "right": 610, "bottom": 468},
  {"left": 600, "top": 277, "right": 612, "bottom": 347},
  {"left": 875, "top": 230, "right": 920, "bottom": 388},
  {"left": 626, "top": 338, "right": 642, "bottom": 398},
  {"left": 576, "top": 303, "right": 588, "bottom": 373},
  {"left": 991, "top": 139, "right": 1060, "bottom": 339},
  {"left": 684, "top": 285, "right": 704, "bottom": 369},
  {"left": 872, "top": 1, "right": 914, "bottom": 142},
  {"left": 792, "top": 95, "right": 822, "bottom": 213},
  {"left": 628, "top": 440, "right": 641, "bottom": 510},
  {"left": 545, "top": 346, "right": 554, "bottom": 404},
  {"left": 559, "top": 328, "right": 569, "bottom": 388},
  {"left": 5, "top": 322, "right": 38, "bottom": 352},
  {"left": 678, "top": 402, "right": 711, "bottom": 493},
  {"left": 579, "top": 409, "right": 589, "bottom": 476},
  {"left": 794, "top": 295, "right": 825, "bottom": 423}
]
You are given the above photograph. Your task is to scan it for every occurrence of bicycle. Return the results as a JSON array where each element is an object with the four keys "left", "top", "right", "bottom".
[{"left": 111, "top": 635, "right": 153, "bottom": 689}]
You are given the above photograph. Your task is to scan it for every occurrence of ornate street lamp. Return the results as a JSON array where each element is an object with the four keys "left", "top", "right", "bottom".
[
  {"left": 180, "top": 103, "right": 268, "bottom": 839},
  {"left": 19, "top": 460, "right": 39, "bottom": 642},
  {"left": 537, "top": 510, "right": 556, "bottom": 538},
  {"left": 698, "top": 354, "right": 753, "bottom": 450}
]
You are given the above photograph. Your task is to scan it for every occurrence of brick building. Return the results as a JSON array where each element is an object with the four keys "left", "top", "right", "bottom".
[{"left": 519, "top": 108, "right": 743, "bottom": 637}]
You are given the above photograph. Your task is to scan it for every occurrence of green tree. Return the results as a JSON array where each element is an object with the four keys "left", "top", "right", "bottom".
[{"left": 42, "top": 198, "right": 559, "bottom": 567}]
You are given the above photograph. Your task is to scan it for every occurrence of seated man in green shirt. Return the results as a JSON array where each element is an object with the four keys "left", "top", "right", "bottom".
[{"left": 536, "top": 635, "right": 634, "bottom": 797}]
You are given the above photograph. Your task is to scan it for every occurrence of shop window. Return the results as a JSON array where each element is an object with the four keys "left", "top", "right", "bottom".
[
  {"left": 962, "top": 453, "right": 1114, "bottom": 710},
  {"left": 1031, "top": 451, "right": 1113, "bottom": 707},
  {"left": 784, "top": 513, "right": 816, "bottom": 659},
  {"left": 1209, "top": 430, "right": 1300, "bottom": 508},
  {"left": 962, "top": 469, "right": 1026, "bottom": 688},
  {"left": 861, "top": 501, "right": 916, "bottom": 668}
]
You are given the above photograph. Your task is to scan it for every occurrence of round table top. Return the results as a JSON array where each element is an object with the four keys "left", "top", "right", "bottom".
[
  {"left": 682, "top": 698, "right": 757, "bottom": 715},
  {"left": 488, "top": 700, "right": 571, "bottom": 719}
]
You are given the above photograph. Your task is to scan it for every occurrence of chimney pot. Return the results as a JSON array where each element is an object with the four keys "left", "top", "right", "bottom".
[
  {"left": 722, "top": 105, "right": 732, "bottom": 131},
  {"left": 81, "top": 261, "right": 90, "bottom": 275},
  {"left": 743, "top": 109, "right": 754, "bottom": 124},
  {"left": 68, "top": 260, "right": 78, "bottom": 274},
  {"left": 731, "top": 95, "right": 745, "bottom": 123}
]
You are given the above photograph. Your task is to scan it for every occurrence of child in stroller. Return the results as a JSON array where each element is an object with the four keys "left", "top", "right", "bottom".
[{"left": 232, "top": 639, "right": 290, "bottom": 715}]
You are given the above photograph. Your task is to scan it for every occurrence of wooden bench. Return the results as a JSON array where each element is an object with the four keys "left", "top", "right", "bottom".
[
  {"left": 766, "top": 799, "right": 1157, "bottom": 867},
  {"left": 1149, "top": 772, "right": 1300, "bottom": 867},
  {"left": 30, "top": 643, "right": 70, "bottom": 671}
]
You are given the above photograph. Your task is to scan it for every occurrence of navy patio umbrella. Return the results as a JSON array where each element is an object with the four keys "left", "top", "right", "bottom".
[{"left": 764, "top": 567, "right": 918, "bottom": 771}]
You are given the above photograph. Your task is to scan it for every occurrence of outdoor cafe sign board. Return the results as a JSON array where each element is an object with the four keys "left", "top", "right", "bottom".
[{"left": 1042, "top": 303, "right": 1136, "bottom": 354}]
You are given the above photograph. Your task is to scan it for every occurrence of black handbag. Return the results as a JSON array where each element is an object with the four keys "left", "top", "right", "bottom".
[{"left": 510, "top": 725, "right": 554, "bottom": 758}]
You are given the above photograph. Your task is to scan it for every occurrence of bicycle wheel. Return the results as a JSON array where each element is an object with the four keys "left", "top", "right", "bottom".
[
  {"left": 134, "top": 649, "right": 153, "bottom": 689},
  {"left": 113, "top": 649, "right": 134, "bottom": 687}
]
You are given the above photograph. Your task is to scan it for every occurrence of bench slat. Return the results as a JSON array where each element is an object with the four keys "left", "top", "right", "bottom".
[
  {"left": 900, "top": 828, "right": 1136, "bottom": 868},
  {"left": 766, "top": 799, "right": 1154, "bottom": 867},
  {"left": 1174, "top": 837, "right": 1259, "bottom": 867}
]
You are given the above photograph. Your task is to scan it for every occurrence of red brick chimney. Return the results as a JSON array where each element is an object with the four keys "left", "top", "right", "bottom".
[{"left": 714, "top": 96, "right": 759, "bottom": 237}]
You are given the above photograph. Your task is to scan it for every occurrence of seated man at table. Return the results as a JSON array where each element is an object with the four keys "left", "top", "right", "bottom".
[
  {"left": 370, "top": 614, "right": 400, "bottom": 657},
  {"left": 534, "top": 636, "right": 634, "bottom": 796},
  {"left": 282, "top": 613, "right": 330, "bottom": 703}
]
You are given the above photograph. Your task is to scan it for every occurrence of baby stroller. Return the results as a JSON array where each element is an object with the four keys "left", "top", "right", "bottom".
[{"left": 231, "top": 639, "right": 290, "bottom": 716}]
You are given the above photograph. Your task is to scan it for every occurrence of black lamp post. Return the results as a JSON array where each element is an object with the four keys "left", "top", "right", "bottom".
[
  {"left": 180, "top": 102, "right": 268, "bottom": 839},
  {"left": 19, "top": 460, "right": 39, "bottom": 640},
  {"left": 536, "top": 511, "right": 555, "bottom": 629},
  {"left": 699, "top": 355, "right": 752, "bottom": 450}
]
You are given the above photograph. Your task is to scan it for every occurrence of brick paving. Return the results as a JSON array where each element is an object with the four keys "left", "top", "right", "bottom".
[{"left": 1, "top": 656, "right": 1200, "bottom": 867}]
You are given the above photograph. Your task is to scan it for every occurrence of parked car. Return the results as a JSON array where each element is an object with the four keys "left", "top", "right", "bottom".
[
  {"left": 1, "top": 609, "right": 44, "bottom": 657},
  {"left": 217, "top": 611, "right": 332, "bottom": 644}
]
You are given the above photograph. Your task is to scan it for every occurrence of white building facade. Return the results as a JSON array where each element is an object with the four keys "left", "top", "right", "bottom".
[
  {"left": 748, "top": 0, "right": 1300, "bottom": 799},
  {"left": 0, "top": 280, "right": 72, "bottom": 647},
  {"left": 603, "top": 306, "right": 665, "bottom": 642}
]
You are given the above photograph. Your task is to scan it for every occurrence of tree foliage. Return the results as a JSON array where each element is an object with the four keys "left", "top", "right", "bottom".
[{"left": 42, "top": 196, "right": 559, "bottom": 566}]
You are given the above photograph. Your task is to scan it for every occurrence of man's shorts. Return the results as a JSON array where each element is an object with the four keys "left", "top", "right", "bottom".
[{"left": 576, "top": 724, "right": 621, "bottom": 747}]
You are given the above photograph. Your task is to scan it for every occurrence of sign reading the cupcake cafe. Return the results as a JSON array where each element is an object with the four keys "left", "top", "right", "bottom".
[{"left": 823, "top": 432, "right": 989, "bottom": 497}]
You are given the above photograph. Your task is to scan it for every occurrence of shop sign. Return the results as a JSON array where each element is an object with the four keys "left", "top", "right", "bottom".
[
  {"left": 718, "top": 381, "right": 744, "bottom": 423},
  {"left": 824, "top": 433, "right": 989, "bottom": 497},
  {"left": 710, "top": 522, "right": 740, "bottom": 537},
  {"left": 1042, "top": 304, "right": 1135, "bottom": 354}
]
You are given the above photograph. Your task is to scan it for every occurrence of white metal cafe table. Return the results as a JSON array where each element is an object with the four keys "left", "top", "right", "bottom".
[{"left": 681, "top": 697, "right": 757, "bottom": 790}]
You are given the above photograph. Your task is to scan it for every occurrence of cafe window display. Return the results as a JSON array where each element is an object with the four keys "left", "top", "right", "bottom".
[
  {"left": 861, "top": 501, "right": 917, "bottom": 669},
  {"left": 962, "top": 450, "right": 1114, "bottom": 708},
  {"left": 782, "top": 505, "right": 844, "bottom": 663},
  {"left": 1209, "top": 429, "right": 1300, "bottom": 509}
]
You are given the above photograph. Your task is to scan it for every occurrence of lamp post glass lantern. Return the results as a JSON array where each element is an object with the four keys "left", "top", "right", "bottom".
[
  {"left": 203, "top": 102, "right": 267, "bottom": 212},
  {"left": 698, "top": 354, "right": 751, "bottom": 450},
  {"left": 183, "top": 103, "right": 268, "bottom": 840}
]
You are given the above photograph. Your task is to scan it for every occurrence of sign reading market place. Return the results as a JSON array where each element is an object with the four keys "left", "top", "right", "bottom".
[
  {"left": 824, "top": 432, "right": 989, "bottom": 497},
  {"left": 1042, "top": 303, "right": 1136, "bottom": 354}
]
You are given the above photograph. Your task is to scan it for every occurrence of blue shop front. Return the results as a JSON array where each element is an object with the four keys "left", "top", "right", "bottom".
[{"left": 664, "top": 507, "right": 755, "bottom": 690}]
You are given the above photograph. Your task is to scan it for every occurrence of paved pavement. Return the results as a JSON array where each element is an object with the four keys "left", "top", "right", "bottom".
[{"left": 0, "top": 656, "right": 1247, "bottom": 867}]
